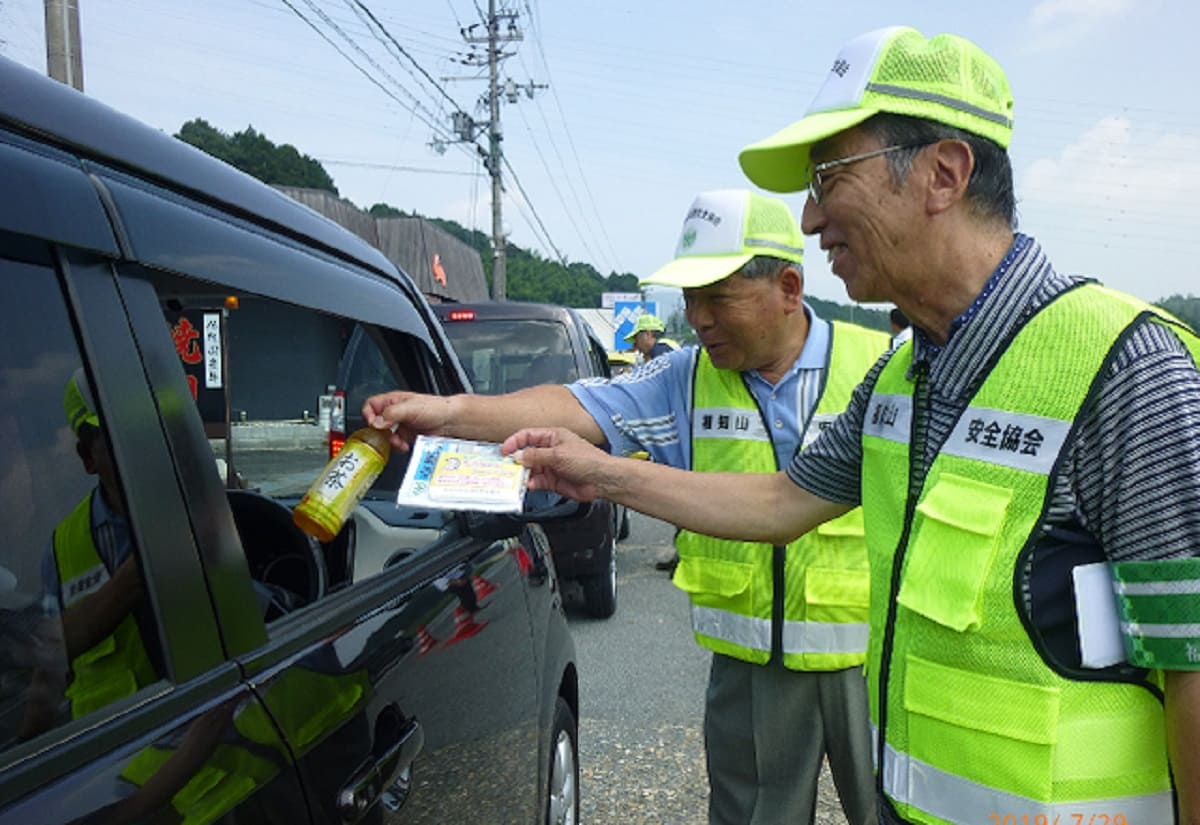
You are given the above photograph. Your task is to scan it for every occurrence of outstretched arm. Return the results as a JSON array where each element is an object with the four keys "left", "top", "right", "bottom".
[
  {"left": 504, "top": 427, "right": 849, "bottom": 545},
  {"left": 363, "top": 385, "right": 605, "bottom": 453}
]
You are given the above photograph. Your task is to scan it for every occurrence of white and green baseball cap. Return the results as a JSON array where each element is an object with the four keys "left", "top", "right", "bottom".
[
  {"left": 640, "top": 189, "right": 803, "bottom": 289},
  {"left": 739, "top": 27, "right": 1014, "bottom": 193}
]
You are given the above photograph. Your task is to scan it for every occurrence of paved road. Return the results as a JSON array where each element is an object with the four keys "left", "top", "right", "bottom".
[{"left": 566, "top": 512, "right": 853, "bottom": 824}]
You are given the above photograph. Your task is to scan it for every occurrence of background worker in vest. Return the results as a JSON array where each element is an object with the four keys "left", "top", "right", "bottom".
[
  {"left": 501, "top": 27, "right": 1200, "bottom": 825},
  {"left": 364, "top": 188, "right": 889, "bottom": 825},
  {"left": 625, "top": 313, "right": 678, "bottom": 362},
  {"left": 31, "top": 370, "right": 287, "bottom": 734},
  {"left": 20, "top": 369, "right": 162, "bottom": 738}
]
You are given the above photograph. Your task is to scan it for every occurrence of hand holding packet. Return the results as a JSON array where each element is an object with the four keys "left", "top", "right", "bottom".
[{"left": 396, "top": 435, "right": 529, "bottom": 513}]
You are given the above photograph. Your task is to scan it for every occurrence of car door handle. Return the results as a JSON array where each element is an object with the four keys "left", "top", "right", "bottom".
[{"left": 336, "top": 716, "right": 424, "bottom": 822}]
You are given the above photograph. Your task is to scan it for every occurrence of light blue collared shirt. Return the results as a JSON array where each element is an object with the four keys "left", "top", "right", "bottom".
[{"left": 569, "top": 304, "right": 832, "bottom": 470}]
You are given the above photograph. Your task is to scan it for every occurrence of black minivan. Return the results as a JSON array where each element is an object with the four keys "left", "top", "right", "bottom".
[{"left": 0, "top": 56, "right": 578, "bottom": 824}]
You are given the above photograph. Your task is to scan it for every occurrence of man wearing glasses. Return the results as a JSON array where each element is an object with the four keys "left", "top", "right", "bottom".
[{"left": 504, "top": 27, "right": 1200, "bottom": 825}]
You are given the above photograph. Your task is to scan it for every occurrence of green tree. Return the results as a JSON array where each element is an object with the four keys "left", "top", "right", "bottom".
[
  {"left": 1156, "top": 295, "right": 1200, "bottom": 334},
  {"left": 369, "top": 203, "right": 407, "bottom": 217},
  {"left": 174, "top": 119, "right": 337, "bottom": 194}
]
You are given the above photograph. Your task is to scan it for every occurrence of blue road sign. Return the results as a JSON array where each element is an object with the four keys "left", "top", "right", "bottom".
[{"left": 613, "top": 301, "right": 658, "bottom": 351}]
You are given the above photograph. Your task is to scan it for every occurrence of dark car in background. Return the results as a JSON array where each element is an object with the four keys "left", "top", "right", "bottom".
[
  {"left": 432, "top": 302, "right": 630, "bottom": 618},
  {"left": 0, "top": 56, "right": 578, "bottom": 824}
]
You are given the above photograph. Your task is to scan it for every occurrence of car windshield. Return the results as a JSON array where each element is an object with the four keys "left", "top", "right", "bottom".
[{"left": 441, "top": 318, "right": 577, "bottom": 394}]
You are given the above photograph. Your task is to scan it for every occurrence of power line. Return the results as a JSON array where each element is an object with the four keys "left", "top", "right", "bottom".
[
  {"left": 278, "top": 0, "right": 450, "bottom": 144},
  {"left": 512, "top": 102, "right": 600, "bottom": 266},
  {"left": 318, "top": 158, "right": 484, "bottom": 177},
  {"left": 349, "top": 0, "right": 463, "bottom": 113},
  {"left": 502, "top": 154, "right": 565, "bottom": 264},
  {"left": 297, "top": 0, "right": 442, "bottom": 126},
  {"left": 521, "top": 4, "right": 623, "bottom": 272}
]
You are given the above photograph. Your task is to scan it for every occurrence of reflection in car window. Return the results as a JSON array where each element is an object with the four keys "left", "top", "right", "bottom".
[
  {"left": 0, "top": 259, "right": 164, "bottom": 757},
  {"left": 144, "top": 270, "right": 455, "bottom": 615},
  {"left": 441, "top": 319, "right": 577, "bottom": 393}
]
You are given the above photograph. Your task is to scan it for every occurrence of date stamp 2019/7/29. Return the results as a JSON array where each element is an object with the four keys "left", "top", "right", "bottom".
[{"left": 987, "top": 815, "right": 1128, "bottom": 825}]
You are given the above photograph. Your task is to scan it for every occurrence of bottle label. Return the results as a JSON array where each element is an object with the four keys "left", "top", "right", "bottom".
[{"left": 312, "top": 442, "right": 380, "bottom": 507}]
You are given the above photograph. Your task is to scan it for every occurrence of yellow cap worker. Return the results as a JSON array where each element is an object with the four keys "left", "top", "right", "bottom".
[
  {"left": 623, "top": 313, "right": 678, "bottom": 361},
  {"left": 504, "top": 26, "right": 1200, "bottom": 825}
]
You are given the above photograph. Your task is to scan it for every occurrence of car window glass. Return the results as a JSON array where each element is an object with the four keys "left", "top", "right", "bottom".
[
  {"left": 0, "top": 259, "right": 165, "bottom": 759},
  {"left": 143, "top": 270, "right": 462, "bottom": 621},
  {"left": 441, "top": 319, "right": 577, "bottom": 393},
  {"left": 587, "top": 337, "right": 611, "bottom": 379}
]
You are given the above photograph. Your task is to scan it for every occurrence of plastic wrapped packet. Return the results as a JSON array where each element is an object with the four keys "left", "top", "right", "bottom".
[{"left": 396, "top": 435, "right": 529, "bottom": 513}]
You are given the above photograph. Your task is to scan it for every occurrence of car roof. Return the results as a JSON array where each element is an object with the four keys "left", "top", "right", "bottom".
[{"left": 0, "top": 56, "right": 397, "bottom": 280}]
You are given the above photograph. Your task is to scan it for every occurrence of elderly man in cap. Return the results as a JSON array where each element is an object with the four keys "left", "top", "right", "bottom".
[
  {"left": 501, "top": 26, "right": 1200, "bottom": 825},
  {"left": 364, "top": 188, "right": 889, "bottom": 824},
  {"left": 624, "top": 313, "right": 678, "bottom": 362}
]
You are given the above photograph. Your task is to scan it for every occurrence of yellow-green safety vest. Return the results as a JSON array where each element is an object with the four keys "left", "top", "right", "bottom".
[
  {"left": 53, "top": 492, "right": 157, "bottom": 719},
  {"left": 675, "top": 320, "right": 889, "bottom": 670},
  {"left": 861, "top": 284, "right": 1200, "bottom": 824}
]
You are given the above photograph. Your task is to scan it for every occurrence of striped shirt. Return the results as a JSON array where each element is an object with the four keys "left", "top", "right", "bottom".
[
  {"left": 788, "top": 234, "right": 1200, "bottom": 563},
  {"left": 569, "top": 304, "right": 832, "bottom": 470}
]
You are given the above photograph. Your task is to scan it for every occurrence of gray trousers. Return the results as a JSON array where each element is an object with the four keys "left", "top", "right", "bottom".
[{"left": 704, "top": 654, "right": 876, "bottom": 825}]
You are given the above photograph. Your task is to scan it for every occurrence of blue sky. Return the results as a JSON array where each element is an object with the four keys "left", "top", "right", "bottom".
[{"left": 4, "top": 0, "right": 1198, "bottom": 307}]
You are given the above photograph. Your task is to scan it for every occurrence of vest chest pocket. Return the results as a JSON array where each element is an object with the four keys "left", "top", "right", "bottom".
[
  {"left": 673, "top": 555, "right": 757, "bottom": 614},
  {"left": 804, "top": 567, "right": 870, "bottom": 623},
  {"left": 897, "top": 472, "right": 1012, "bottom": 632}
]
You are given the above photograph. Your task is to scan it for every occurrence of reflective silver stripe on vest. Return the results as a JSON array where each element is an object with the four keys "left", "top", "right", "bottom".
[
  {"left": 866, "top": 82, "right": 1014, "bottom": 129},
  {"left": 782, "top": 619, "right": 868, "bottom": 656},
  {"left": 802, "top": 412, "right": 839, "bottom": 450},
  {"left": 692, "top": 406, "right": 771, "bottom": 442},
  {"left": 692, "top": 605, "right": 867, "bottom": 656},
  {"left": 863, "top": 393, "right": 912, "bottom": 443},
  {"left": 941, "top": 406, "right": 1071, "bottom": 475},
  {"left": 691, "top": 605, "right": 771, "bottom": 652},
  {"left": 62, "top": 562, "right": 110, "bottom": 608},
  {"left": 871, "top": 725, "right": 1174, "bottom": 824}
]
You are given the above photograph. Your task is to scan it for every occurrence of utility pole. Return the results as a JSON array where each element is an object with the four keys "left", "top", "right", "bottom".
[
  {"left": 441, "top": 1, "right": 545, "bottom": 301},
  {"left": 44, "top": 0, "right": 84, "bottom": 91},
  {"left": 484, "top": 0, "right": 506, "bottom": 301}
]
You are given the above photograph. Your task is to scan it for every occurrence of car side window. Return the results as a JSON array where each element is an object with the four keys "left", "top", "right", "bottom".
[
  {"left": 587, "top": 336, "right": 612, "bottom": 379},
  {"left": 441, "top": 318, "right": 576, "bottom": 393},
  {"left": 142, "top": 269, "right": 456, "bottom": 620},
  {"left": 0, "top": 259, "right": 165, "bottom": 759}
]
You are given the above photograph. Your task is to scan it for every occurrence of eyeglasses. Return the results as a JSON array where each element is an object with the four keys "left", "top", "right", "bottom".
[{"left": 808, "top": 143, "right": 930, "bottom": 204}]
